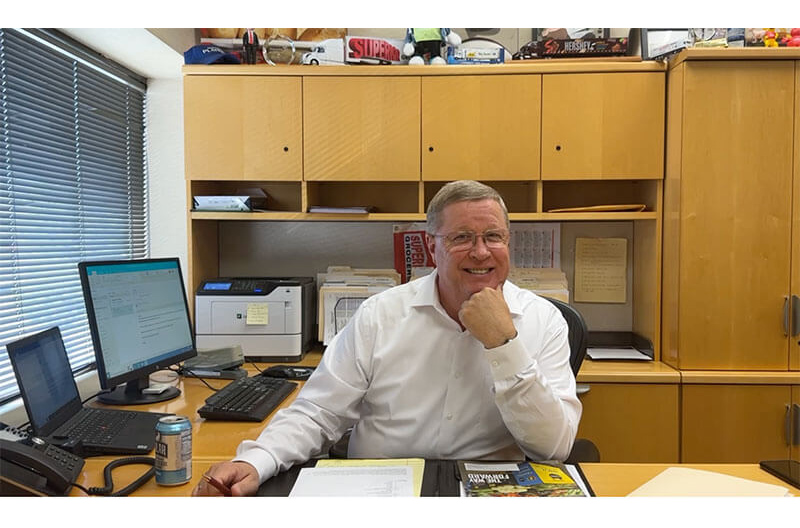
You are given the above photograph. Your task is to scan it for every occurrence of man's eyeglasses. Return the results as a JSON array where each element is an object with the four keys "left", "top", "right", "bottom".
[{"left": 433, "top": 229, "right": 510, "bottom": 251}]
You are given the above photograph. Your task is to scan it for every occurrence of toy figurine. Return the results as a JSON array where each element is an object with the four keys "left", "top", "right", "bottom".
[
  {"left": 403, "top": 28, "right": 461, "bottom": 65},
  {"left": 242, "top": 28, "right": 260, "bottom": 64},
  {"left": 763, "top": 28, "right": 778, "bottom": 48}
]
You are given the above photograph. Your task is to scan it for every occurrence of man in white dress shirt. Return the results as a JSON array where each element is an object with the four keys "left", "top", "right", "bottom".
[{"left": 194, "top": 180, "right": 581, "bottom": 496}]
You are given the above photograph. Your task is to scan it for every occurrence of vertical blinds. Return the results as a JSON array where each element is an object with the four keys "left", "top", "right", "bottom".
[{"left": 0, "top": 29, "right": 148, "bottom": 404}]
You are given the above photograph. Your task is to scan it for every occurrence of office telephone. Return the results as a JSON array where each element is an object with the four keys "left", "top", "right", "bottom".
[{"left": 0, "top": 437, "right": 85, "bottom": 496}]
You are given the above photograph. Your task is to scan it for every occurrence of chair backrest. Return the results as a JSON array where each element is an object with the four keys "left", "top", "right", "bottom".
[{"left": 543, "top": 297, "right": 588, "bottom": 376}]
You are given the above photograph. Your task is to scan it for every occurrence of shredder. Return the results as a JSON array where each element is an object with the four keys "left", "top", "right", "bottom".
[{"left": 195, "top": 277, "right": 315, "bottom": 362}]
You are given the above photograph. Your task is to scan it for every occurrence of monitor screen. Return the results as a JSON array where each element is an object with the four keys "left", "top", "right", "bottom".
[{"left": 78, "top": 258, "right": 196, "bottom": 405}]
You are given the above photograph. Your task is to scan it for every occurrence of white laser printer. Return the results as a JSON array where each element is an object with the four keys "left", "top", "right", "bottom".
[{"left": 195, "top": 277, "right": 315, "bottom": 362}]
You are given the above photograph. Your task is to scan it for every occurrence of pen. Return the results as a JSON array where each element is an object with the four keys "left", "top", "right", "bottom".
[{"left": 202, "top": 473, "right": 232, "bottom": 496}]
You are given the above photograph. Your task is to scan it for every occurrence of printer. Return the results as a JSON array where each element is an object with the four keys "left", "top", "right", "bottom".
[{"left": 195, "top": 277, "right": 315, "bottom": 362}]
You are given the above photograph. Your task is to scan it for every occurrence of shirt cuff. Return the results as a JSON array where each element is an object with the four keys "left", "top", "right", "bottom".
[
  {"left": 484, "top": 334, "right": 530, "bottom": 380},
  {"left": 233, "top": 441, "right": 279, "bottom": 484}
]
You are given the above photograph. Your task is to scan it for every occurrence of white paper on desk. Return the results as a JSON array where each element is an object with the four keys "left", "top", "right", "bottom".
[
  {"left": 289, "top": 466, "right": 414, "bottom": 497},
  {"left": 628, "top": 467, "right": 791, "bottom": 497},
  {"left": 587, "top": 347, "right": 652, "bottom": 361}
]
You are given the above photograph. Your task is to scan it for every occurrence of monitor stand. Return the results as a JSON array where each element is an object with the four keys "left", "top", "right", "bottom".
[{"left": 97, "top": 377, "right": 180, "bottom": 405}]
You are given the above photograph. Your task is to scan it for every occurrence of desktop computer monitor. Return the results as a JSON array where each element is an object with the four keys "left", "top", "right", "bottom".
[{"left": 78, "top": 257, "right": 197, "bottom": 405}]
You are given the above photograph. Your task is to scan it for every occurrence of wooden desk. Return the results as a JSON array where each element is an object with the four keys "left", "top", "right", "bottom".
[
  {"left": 68, "top": 353, "right": 797, "bottom": 497},
  {"left": 71, "top": 459, "right": 800, "bottom": 497}
]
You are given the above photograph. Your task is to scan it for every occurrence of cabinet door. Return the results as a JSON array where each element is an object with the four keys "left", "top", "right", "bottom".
[
  {"left": 576, "top": 383, "right": 679, "bottom": 462},
  {"left": 682, "top": 384, "right": 792, "bottom": 463},
  {"left": 303, "top": 77, "right": 420, "bottom": 181},
  {"left": 184, "top": 76, "right": 302, "bottom": 180},
  {"left": 677, "top": 62, "right": 795, "bottom": 370},
  {"left": 541, "top": 72, "right": 664, "bottom": 180},
  {"left": 421, "top": 75, "right": 541, "bottom": 181}
]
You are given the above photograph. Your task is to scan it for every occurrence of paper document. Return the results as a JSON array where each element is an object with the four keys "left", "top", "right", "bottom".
[
  {"left": 246, "top": 303, "right": 268, "bottom": 325},
  {"left": 289, "top": 465, "right": 414, "bottom": 497},
  {"left": 316, "top": 458, "right": 425, "bottom": 496},
  {"left": 587, "top": 346, "right": 652, "bottom": 361},
  {"left": 509, "top": 223, "right": 561, "bottom": 268},
  {"left": 628, "top": 467, "right": 791, "bottom": 497},
  {"left": 574, "top": 237, "right": 627, "bottom": 303}
]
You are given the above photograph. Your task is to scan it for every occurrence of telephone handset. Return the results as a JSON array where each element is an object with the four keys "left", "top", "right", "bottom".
[{"left": 0, "top": 437, "right": 85, "bottom": 496}]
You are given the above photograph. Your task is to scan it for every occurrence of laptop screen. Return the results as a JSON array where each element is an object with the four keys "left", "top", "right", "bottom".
[{"left": 7, "top": 327, "right": 82, "bottom": 436}]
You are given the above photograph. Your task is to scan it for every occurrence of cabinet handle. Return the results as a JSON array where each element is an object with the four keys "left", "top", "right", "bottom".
[
  {"left": 785, "top": 404, "right": 792, "bottom": 445},
  {"left": 283, "top": 146, "right": 289, "bottom": 152},
  {"left": 555, "top": 145, "right": 562, "bottom": 152},
  {"left": 783, "top": 296, "right": 790, "bottom": 337},
  {"left": 576, "top": 383, "right": 590, "bottom": 395},
  {"left": 792, "top": 294, "right": 800, "bottom": 338},
  {"left": 428, "top": 146, "right": 434, "bottom": 152},
  {"left": 793, "top": 403, "right": 800, "bottom": 446}
]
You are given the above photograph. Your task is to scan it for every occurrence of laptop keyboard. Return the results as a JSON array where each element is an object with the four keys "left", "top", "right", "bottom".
[{"left": 60, "top": 408, "right": 137, "bottom": 445}]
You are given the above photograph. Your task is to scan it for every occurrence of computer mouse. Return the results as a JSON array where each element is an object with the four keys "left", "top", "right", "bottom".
[{"left": 261, "top": 365, "right": 315, "bottom": 381}]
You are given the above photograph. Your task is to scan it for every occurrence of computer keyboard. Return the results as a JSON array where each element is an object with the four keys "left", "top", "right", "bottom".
[{"left": 197, "top": 375, "right": 298, "bottom": 422}]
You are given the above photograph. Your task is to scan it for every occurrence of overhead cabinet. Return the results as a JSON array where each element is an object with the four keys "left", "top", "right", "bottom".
[
  {"left": 303, "top": 76, "right": 421, "bottom": 181},
  {"left": 184, "top": 75, "right": 303, "bottom": 181},
  {"left": 541, "top": 72, "right": 665, "bottom": 180},
  {"left": 421, "top": 75, "right": 541, "bottom": 181}
]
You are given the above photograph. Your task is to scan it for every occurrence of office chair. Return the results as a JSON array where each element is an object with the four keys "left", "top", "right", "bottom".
[
  {"left": 329, "top": 297, "right": 601, "bottom": 463},
  {"left": 542, "top": 296, "right": 600, "bottom": 464}
]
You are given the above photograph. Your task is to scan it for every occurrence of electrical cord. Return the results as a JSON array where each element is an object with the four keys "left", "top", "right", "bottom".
[
  {"left": 170, "top": 366, "right": 224, "bottom": 392},
  {"left": 72, "top": 456, "right": 156, "bottom": 496}
]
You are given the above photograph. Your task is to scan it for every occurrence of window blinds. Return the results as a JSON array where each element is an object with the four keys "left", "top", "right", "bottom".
[{"left": 0, "top": 29, "right": 148, "bottom": 404}]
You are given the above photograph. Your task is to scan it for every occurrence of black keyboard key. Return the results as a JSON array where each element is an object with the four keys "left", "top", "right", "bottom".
[{"left": 198, "top": 376, "right": 297, "bottom": 422}]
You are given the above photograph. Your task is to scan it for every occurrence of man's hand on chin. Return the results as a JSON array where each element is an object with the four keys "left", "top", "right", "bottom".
[{"left": 458, "top": 284, "right": 517, "bottom": 349}]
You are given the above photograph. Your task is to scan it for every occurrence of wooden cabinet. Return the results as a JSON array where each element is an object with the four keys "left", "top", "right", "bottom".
[
  {"left": 183, "top": 75, "right": 302, "bottom": 180},
  {"left": 303, "top": 76, "right": 420, "bottom": 181},
  {"left": 421, "top": 75, "right": 541, "bottom": 181},
  {"left": 576, "top": 361, "right": 680, "bottom": 463},
  {"left": 577, "top": 383, "right": 679, "bottom": 462},
  {"left": 682, "top": 381, "right": 800, "bottom": 463},
  {"left": 662, "top": 51, "right": 800, "bottom": 370},
  {"left": 541, "top": 72, "right": 665, "bottom": 180}
]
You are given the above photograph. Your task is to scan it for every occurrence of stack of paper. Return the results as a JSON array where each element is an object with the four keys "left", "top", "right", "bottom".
[
  {"left": 508, "top": 267, "right": 570, "bottom": 302},
  {"left": 317, "top": 266, "right": 400, "bottom": 345}
]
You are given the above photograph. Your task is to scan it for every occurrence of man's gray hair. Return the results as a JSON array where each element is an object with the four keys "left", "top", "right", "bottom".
[{"left": 426, "top": 180, "right": 509, "bottom": 234}]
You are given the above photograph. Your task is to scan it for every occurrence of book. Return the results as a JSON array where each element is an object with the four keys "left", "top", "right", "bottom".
[
  {"left": 392, "top": 223, "right": 434, "bottom": 283},
  {"left": 458, "top": 460, "right": 587, "bottom": 497}
]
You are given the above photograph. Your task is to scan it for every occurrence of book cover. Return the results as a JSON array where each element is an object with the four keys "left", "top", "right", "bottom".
[
  {"left": 392, "top": 223, "right": 434, "bottom": 283},
  {"left": 458, "top": 461, "right": 586, "bottom": 497}
]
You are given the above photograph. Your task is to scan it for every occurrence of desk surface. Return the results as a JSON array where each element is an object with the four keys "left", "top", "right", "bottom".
[
  {"left": 70, "top": 353, "right": 799, "bottom": 497},
  {"left": 72, "top": 458, "right": 800, "bottom": 497}
]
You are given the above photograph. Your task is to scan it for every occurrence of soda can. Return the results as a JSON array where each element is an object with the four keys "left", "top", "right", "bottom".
[{"left": 155, "top": 415, "right": 192, "bottom": 486}]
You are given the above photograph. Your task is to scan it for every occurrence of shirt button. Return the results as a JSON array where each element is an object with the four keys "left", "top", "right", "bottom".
[
  {"left": 454, "top": 372, "right": 461, "bottom": 379},
  {"left": 491, "top": 360, "right": 499, "bottom": 367},
  {"left": 446, "top": 413, "right": 453, "bottom": 420}
]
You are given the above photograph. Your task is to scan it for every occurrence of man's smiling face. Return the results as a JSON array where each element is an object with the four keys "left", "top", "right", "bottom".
[{"left": 426, "top": 198, "right": 510, "bottom": 320}]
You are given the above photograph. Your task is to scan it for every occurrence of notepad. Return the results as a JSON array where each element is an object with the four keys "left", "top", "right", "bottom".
[{"left": 627, "top": 467, "right": 791, "bottom": 497}]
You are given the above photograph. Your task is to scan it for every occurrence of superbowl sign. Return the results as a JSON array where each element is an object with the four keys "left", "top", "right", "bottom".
[{"left": 346, "top": 37, "right": 406, "bottom": 64}]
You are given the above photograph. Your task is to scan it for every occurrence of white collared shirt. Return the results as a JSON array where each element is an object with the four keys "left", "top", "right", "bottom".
[{"left": 234, "top": 270, "right": 582, "bottom": 483}]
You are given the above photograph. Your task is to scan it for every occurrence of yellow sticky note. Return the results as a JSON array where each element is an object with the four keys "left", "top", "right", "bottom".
[{"left": 246, "top": 303, "right": 268, "bottom": 325}]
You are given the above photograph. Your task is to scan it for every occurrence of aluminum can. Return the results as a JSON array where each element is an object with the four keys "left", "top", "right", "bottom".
[{"left": 155, "top": 415, "right": 192, "bottom": 485}]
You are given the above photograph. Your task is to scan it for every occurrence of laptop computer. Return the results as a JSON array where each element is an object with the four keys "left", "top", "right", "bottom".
[{"left": 6, "top": 326, "right": 169, "bottom": 456}]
